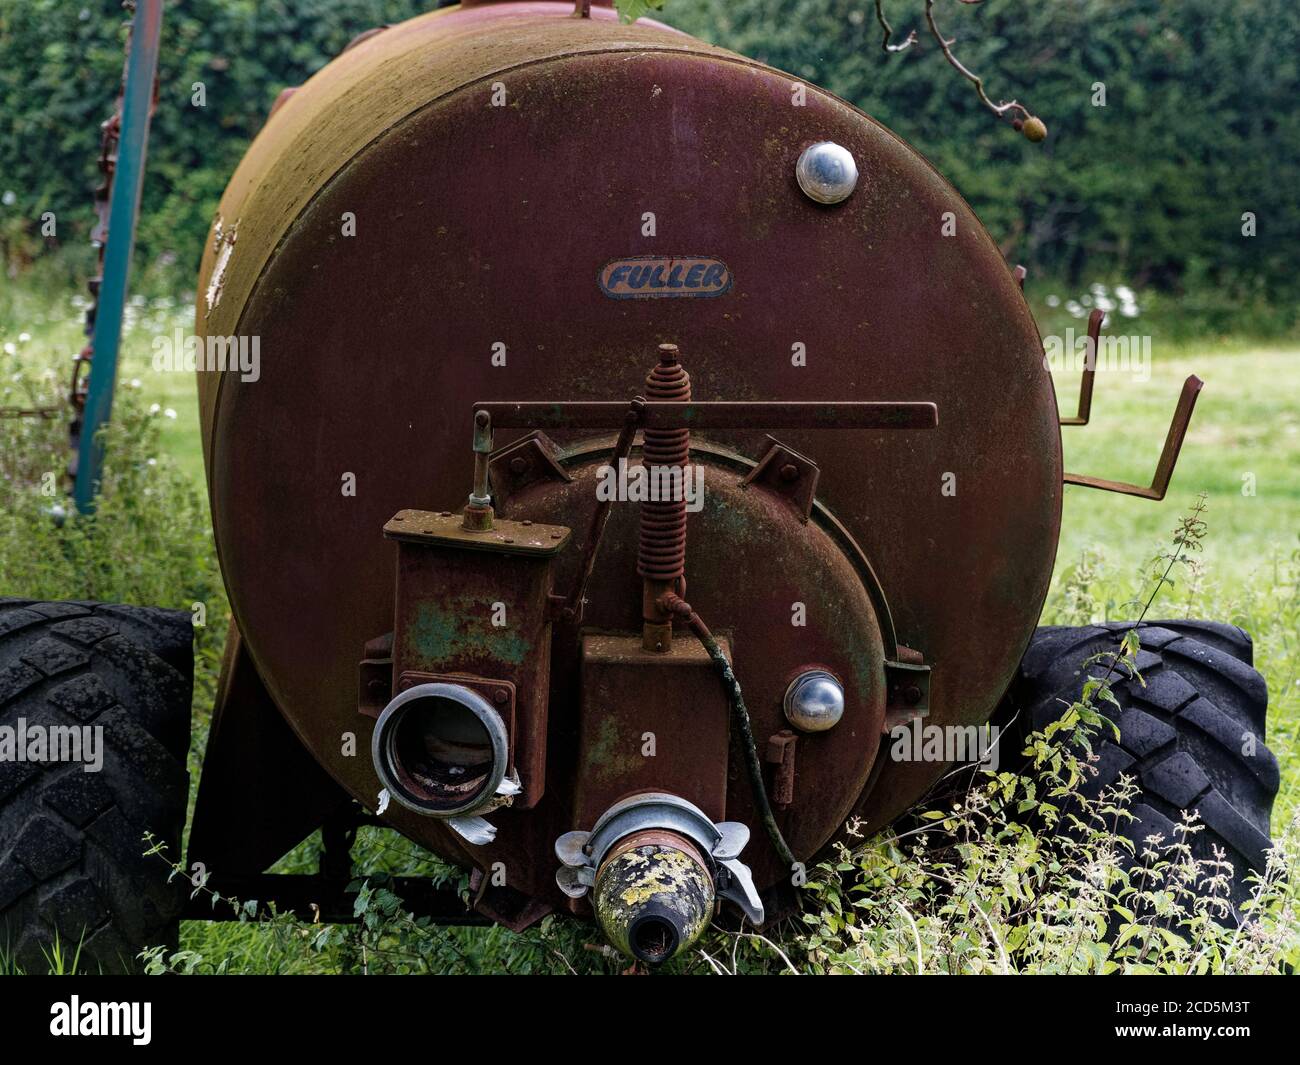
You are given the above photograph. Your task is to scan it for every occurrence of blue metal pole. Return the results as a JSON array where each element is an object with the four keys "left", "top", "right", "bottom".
[{"left": 73, "top": 0, "right": 164, "bottom": 514}]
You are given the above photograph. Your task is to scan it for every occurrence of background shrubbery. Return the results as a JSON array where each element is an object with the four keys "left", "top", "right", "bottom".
[
  {"left": 0, "top": 0, "right": 432, "bottom": 284},
  {"left": 2, "top": 0, "right": 1298, "bottom": 331}
]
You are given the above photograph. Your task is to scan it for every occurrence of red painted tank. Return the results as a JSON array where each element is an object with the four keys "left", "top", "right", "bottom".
[{"left": 195, "top": 1, "right": 1060, "bottom": 915}]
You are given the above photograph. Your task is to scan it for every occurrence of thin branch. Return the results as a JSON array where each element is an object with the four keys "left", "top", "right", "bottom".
[
  {"left": 875, "top": 0, "right": 919, "bottom": 53},
  {"left": 923, "top": 0, "right": 1032, "bottom": 122}
]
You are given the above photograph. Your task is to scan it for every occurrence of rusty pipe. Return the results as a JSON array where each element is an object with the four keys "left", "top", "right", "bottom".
[{"left": 462, "top": 409, "right": 495, "bottom": 532}]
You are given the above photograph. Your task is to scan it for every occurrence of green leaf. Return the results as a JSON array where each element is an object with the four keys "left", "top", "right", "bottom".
[{"left": 614, "top": 0, "right": 666, "bottom": 24}]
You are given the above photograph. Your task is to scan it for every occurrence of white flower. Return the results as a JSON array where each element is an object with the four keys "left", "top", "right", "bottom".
[
  {"left": 149, "top": 403, "right": 161, "bottom": 414},
  {"left": 18, "top": 332, "right": 30, "bottom": 342},
  {"left": 2, "top": 342, "right": 14, "bottom": 356},
  {"left": 1046, "top": 295, "right": 1060, "bottom": 307},
  {"left": 164, "top": 408, "right": 177, "bottom": 419}
]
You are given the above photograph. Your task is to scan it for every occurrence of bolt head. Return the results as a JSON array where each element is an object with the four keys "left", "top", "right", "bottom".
[
  {"left": 796, "top": 142, "right": 859, "bottom": 205},
  {"left": 783, "top": 670, "right": 845, "bottom": 732}
]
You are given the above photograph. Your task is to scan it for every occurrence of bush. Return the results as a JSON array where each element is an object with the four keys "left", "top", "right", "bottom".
[
  {"left": 0, "top": 0, "right": 435, "bottom": 277},
  {"left": 664, "top": 0, "right": 1300, "bottom": 309},
  {"left": 4, "top": 0, "right": 1297, "bottom": 314},
  {"left": 0, "top": 320, "right": 227, "bottom": 710}
]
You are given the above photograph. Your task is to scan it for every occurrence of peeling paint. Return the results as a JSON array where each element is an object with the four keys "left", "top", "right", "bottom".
[{"left": 205, "top": 221, "right": 236, "bottom": 316}]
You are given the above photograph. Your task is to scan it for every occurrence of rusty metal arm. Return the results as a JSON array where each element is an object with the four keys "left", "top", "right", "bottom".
[
  {"left": 1058, "top": 308, "right": 1104, "bottom": 426},
  {"left": 1063, "top": 375, "right": 1203, "bottom": 500},
  {"left": 563, "top": 398, "right": 644, "bottom": 621},
  {"left": 474, "top": 400, "right": 938, "bottom": 431}
]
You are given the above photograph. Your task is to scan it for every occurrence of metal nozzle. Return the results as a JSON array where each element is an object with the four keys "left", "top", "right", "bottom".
[
  {"left": 593, "top": 830, "right": 714, "bottom": 965},
  {"left": 553, "top": 792, "right": 764, "bottom": 964}
]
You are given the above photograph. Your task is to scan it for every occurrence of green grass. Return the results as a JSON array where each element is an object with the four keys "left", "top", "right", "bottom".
[
  {"left": 1055, "top": 344, "right": 1300, "bottom": 590},
  {"left": 3, "top": 272, "right": 1298, "bottom": 973}
]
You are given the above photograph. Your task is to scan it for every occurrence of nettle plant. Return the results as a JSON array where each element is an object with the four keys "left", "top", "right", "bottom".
[
  {"left": 801, "top": 741, "right": 1300, "bottom": 975},
  {"left": 799, "top": 500, "right": 1300, "bottom": 976}
]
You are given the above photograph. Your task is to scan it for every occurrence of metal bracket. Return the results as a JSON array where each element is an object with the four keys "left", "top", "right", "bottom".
[
  {"left": 357, "top": 632, "right": 394, "bottom": 718},
  {"left": 487, "top": 430, "right": 573, "bottom": 507},
  {"left": 1056, "top": 307, "right": 1203, "bottom": 500},
  {"left": 1063, "top": 375, "right": 1203, "bottom": 500},
  {"left": 741, "top": 436, "right": 820, "bottom": 524},
  {"left": 1058, "top": 308, "right": 1104, "bottom": 426},
  {"left": 884, "top": 657, "right": 931, "bottom": 730},
  {"left": 765, "top": 730, "right": 798, "bottom": 808}
]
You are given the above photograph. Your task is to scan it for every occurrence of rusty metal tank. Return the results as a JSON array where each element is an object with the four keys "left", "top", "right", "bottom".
[{"left": 194, "top": 0, "right": 1059, "bottom": 941}]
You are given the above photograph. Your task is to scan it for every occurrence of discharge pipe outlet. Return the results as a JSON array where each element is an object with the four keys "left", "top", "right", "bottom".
[
  {"left": 554, "top": 793, "right": 765, "bottom": 964},
  {"left": 372, "top": 682, "right": 510, "bottom": 818},
  {"left": 593, "top": 830, "right": 715, "bottom": 965}
]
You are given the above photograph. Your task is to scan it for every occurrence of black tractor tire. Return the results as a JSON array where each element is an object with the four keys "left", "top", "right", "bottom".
[
  {"left": 0, "top": 599, "right": 192, "bottom": 973},
  {"left": 1008, "top": 620, "right": 1277, "bottom": 910}
]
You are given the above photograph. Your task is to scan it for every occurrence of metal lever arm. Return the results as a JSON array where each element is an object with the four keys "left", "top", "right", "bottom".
[{"left": 474, "top": 400, "right": 938, "bottom": 431}]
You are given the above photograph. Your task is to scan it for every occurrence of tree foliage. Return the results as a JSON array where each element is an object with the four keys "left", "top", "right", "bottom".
[
  {"left": 0, "top": 0, "right": 430, "bottom": 276},
  {"left": 663, "top": 0, "right": 1300, "bottom": 300},
  {"left": 1, "top": 0, "right": 1296, "bottom": 302}
]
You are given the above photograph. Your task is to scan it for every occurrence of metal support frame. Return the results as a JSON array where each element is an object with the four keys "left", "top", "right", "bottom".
[{"left": 73, "top": 0, "right": 164, "bottom": 513}]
